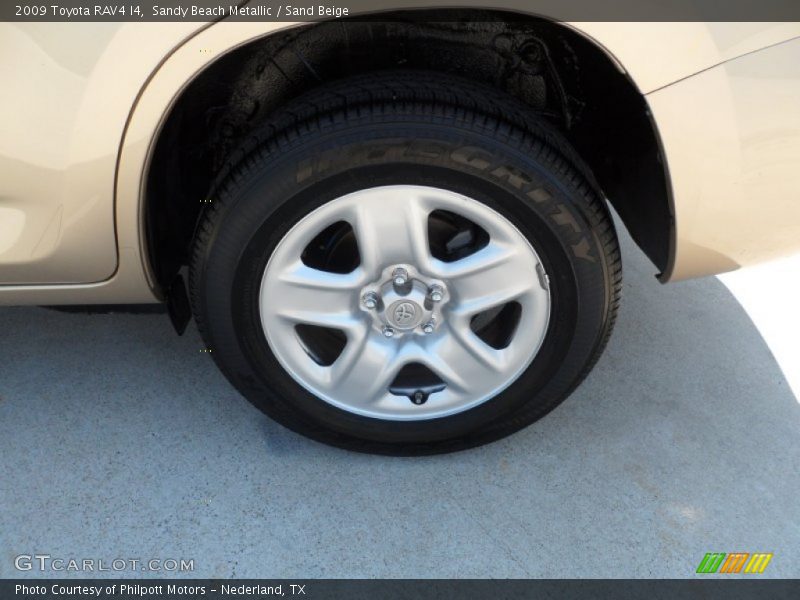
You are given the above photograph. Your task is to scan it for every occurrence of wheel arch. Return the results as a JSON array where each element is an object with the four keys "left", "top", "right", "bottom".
[{"left": 132, "top": 10, "right": 674, "bottom": 297}]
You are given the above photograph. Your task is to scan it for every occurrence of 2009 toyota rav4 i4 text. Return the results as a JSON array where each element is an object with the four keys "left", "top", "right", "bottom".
[{"left": 2, "top": 11, "right": 799, "bottom": 454}]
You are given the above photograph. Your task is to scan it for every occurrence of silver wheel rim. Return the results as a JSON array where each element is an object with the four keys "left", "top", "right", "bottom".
[{"left": 259, "top": 185, "right": 551, "bottom": 421}]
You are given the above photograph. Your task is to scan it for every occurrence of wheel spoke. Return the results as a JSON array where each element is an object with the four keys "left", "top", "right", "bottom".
[
  {"left": 440, "top": 242, "right": 539, "bottom": 316},
  {"left": 328, "top": 333, "right": 400, "bottom": 405},
  {"left": 263, "top": 261, "right": 364, "bottom": 332},
  {"left": 424, "top": 325, "right": 507, "bottom": 392},
  {"left": 347, "top": 188, "right": 432, "bottom": 274}
]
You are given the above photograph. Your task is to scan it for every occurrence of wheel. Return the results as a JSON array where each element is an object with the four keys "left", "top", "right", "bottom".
[{"left": 189, "top": 71, "right": 621, "bottom": 455}]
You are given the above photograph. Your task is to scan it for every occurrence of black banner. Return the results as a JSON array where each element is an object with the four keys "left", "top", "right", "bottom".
[
  {"left": 4, "top": 0, "right": 800, "bottom": 22},
  {"left": 3, "top": 580, "right": 800, "bottom": 600}
]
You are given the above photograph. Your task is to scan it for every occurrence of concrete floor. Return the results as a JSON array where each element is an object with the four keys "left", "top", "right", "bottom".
[{"left": 1, "top": 229, "right": 798, "bottom": 579}]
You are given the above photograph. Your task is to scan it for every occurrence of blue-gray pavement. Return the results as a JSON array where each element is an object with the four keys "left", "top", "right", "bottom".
[{"left": 1, "top": 228, "right": 798, "bottom": 579}]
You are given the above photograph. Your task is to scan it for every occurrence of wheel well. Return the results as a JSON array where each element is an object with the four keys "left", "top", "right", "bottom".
[{"left": 145, "top": 9, "right": 672, "bottom": 292}]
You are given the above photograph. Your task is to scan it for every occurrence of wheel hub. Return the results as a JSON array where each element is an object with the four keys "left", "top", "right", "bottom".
[
  {"left": 387, "top": 300, "right": 423, "bottom": 330},
  {"left": 361, "top": 264, "right": 448, "bottom": 336}
]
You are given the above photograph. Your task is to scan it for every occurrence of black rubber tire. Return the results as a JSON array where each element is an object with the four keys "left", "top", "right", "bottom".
[{"left": 189, "top": 71, "right": 621, "bottom": 455}]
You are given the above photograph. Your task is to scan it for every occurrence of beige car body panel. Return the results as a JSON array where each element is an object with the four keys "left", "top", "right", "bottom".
[
  {"left": 648, "top": 37, "right": 800, "bottom": 280},
  {"left": 1, "top": 13, "right": 799, "bottom": 304}
]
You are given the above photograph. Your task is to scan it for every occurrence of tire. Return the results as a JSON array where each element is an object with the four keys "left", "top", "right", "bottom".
[{"left": 189, "top": 71, "right": 621, "bottom": 455}]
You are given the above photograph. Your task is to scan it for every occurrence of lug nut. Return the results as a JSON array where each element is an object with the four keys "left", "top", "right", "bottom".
[
  {"left": 362, "top": 292, "right": 379, "bottom": 309},
  {"left": 428, "top": 284, "right": 444, "bottom": 302},
  {"left": 392, "top": 267, "right": 409, "bottom": 286},
  {"left": 421, "top": 320, "right": 436, "bottom": 334},
  {"left": 382, "top": 326, "right": 395, "bottom": 338}
]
